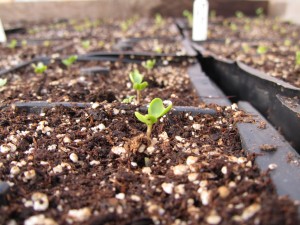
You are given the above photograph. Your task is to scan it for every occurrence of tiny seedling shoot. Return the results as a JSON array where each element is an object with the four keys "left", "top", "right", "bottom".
[
  {"left": 296, "top": 51, "right": 300, "bottom": 67},
  {"left": 122, "top": 96, "right": 135, "bottom": 104},
  {"left": 81, "top": 40, "right": 90, "bottom": 49},
  {"left": 62, "top": 55, "right": 78, "bottom": 68},
  {"left": 155, "top": 13, "right": 164, "bottom": 27},
  {"left": 0, "top": 78, "right": 7, "bottom": 87},
  {"left": 32, "top": 62, "right": 47, "bottom": 74},
  {"left": 129, "top": 69, "right": 148, "bottom": 104},
  {"left": 257, "top": 45, "right": 268, "bottom": 55},
  {"left": 135, "top": 98, "right": 172, "bottom": 138},
  {"left": 183, "top": 10, "right": 193, "bottom": 27},
  {"left": 8, "top": 39, "right": 17, "bottom": 49},
  {"left": 142, "top": 59, "right": 156, "bottom": 72}
]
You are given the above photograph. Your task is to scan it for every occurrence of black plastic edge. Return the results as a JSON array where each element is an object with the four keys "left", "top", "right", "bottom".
[
  {"left": 1, "top": 101, "right": 217, "bottom": 116},
  {"left": 187, "top": 62, "right": 231, "bottom": 106},
  {"left": 192, "top": 42, "right": 300, "bottom": 150},
  {"left": 237, "top": 101, "right": 300, "bottom": 218}
]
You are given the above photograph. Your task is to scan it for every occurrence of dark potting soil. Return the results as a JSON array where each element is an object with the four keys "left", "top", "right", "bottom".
[
  {"left": 0, "top": 60, "right": 200, "bottom": 106},
  {"left": 0, "top": 103, "right": 298, "bottom": 225}
]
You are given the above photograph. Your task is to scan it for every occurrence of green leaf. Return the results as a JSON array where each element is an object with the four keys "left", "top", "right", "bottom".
[
  {"left": 133, "top": 81, "right": 148, "bottom": 91},
  {"left": 81, "top": 40, "right": 90, "bottom": 49},
  {"left": 0, "top": 78, "right": 7, "bottom": 87},
  {"left": 8, "top": 39, "right": 17, "bottom": 49},
  {"left": 129, "top": 69, "right": 143, "bottom": 84},
  {"left": 235, "top": 11, "right": 244, "bottom": 19},
  {"left": 257, "top": 45, "right": 268, "bottom": 55},
  {"left": 148, "top": 98, "right": 172, "bottom": 119},
  {"left": 62, "top": 55, "right": 78, "bottom": 67},
  {"left": 32, "top": 62, "right": 47, "bottom": 74},
  {"left": 135, "top": 112, "right": 157, "bottom": 126},
  {"left": 256, "top": 7, "right": 264, "bottom": 17},
  {"left": 296, "top": 51, "right": 300, "bottom": 66},
  {"left": 142, "top": 59, "right": 156, "bottom": 70}
]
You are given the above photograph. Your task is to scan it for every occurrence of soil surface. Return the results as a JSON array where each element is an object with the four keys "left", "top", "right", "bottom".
[
  {"left": 0, "top": 60, "right": 200, "bottom": 106},
  {"left": 0, "top": 103, "right": 298, "bottom": 225}
]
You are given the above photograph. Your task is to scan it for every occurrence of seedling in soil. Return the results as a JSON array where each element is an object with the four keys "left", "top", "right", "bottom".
[
  {"left": 229, "top": 23, "right": 238, "bottom": 32},
  {"left": 209, "top": 10, "right": 217, "bottom": 19},
  {"left": 32, "top": 62, "right": 47, "bottom": 74},
  {"left": 235, "top": 11, "right": 244, "bottom": 19},
  {"left": 62, "top": 55, "right": 78, "bottom": 68},
  {"left": 155, "top": 13, "right": 164, "bottom": 27},
  {"left": 296, "top": 51, "right": 300, "bottom": 67},
  {"left": 0, "top": 78, "right": 7, "bottom": 87},
  {"left": 120, "top": 18, "right": 134, "bottom": 32},
  {"left": 135, "top": 98, "right": 172, "bottom": 138},
  {"left": 256, "top": 7, "right": 264, "bottom": 17},
  {"left": 129, "top": 69, "right": 148, "bottom": 104},
  {"left": 81, "top": 40, "right": 90, "bottom": 49},
  {"left": 154, "top": 46, "right": 162, "bottom": 54},
  {"left": 284, "top": 39, "right": 292, "bottom": 47},
  {"left": 8, "top": 39, "right": 17, "bottom": 49},
  {"left": 122, "top": 96, "right": 135, "bottom": 104},
  {"left": 21, "top": 40, "right": 27, "bottom": 47},
  {"left": 98, "top": 41, "right": 105, "bottom": 48},
  {"left": 183, "top": 10, "right": 193, "bottom": 27},
  {"left": 43, "top": 40, "right": 51, "bottom": 47},
  {"left": 242, "top": 43, "right": 250, "bottom": 53},
  {"left": 32, "top": 62, "right": 48, "bottom": 96},
  {"left": 142, "top": 59, "right": 156, "bottom": 72},
  {"left": 257, "top": 45, "right": 268, "bottom": 55}
]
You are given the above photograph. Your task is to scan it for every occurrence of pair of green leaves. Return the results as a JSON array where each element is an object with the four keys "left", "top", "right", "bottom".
[
  {"left": 62, "top": 55, "right": 78, "bottom": 68},
  {"left": 32, "top": 62, "right": 47, "bottom": 74},
  {"left": 129, "top": 69, "right": 148, "bottom": 91},
  {"left": 135, "top": 98, "right": 172, "bottom": 138},
  {"left": 142, "top": 59, "right": 156, "bottom": 71}
]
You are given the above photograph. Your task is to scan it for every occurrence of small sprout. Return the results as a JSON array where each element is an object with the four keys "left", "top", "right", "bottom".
[
  {"left": 129, "top": 69, "right": 148, "bottom": 104},
  {"left": 8, "top": 39, "right": 17, "bottom": 49},
  {"left": 225, "top": 38, "right": 231, "bottom": 46},
  {"left": 120, "top": 21, "right": 129, "bottom": 32},
  {"left": 183, "top": 10, "right": 193, "bottom": 27},
  {"left": 235, "top": 11, "right": 244, "bottom": 19},
  {"left": 242, "top": 43, "right": 250, "bottom": 53},
  {"left": 244, "top": 24, "right": 251, "bottom": 32},
  {"left": 284, "top": 39, "right": 292, "bottom": 47},
  {"left": 98, "top": 41, "right": 105, "bottom": 47},
  {"left": 43, "top": 40, "right": 51, "bottom": 47},
  {"left": 256, "top": 7, "right": 264, "bottom": 17},
  {"left": 229, "top": 23, "right": 238, "bottom": 32},
  {"left": 122, "top": 96, "right": 135, "bottom": 104},
  {"left": 257, "top": 45, "right": 268, "bottom": 55},
  {"left": 21, "top": 40, "right": 27, "bottom": 47},
  {"left": 155, "top": 13, "right": 164, "bottom": 26},
  {"left": 296, "top": 51, "right": 300, "bottom": 66},
  {"left": 154, "top": 46, "right": 162, "bottom": 54},
  {"left": 0, "top": 78, "right": 7, "bottom": 87},
  {"left": 32, "top": 62, "right": 47, "bottom": 74},
  {"left": 209, "top": 10, "right": 217, "bottom": 19},
  {"left": 62, "top": 55, "right": 78, "bottom": 68},
  {"left": 135, "top": 98, "right": 172, "bottom": 138},
  {"left": 272, "top": 24, "right": 279, "bottom": 31},
  {"left": 142, "top": 59, "right": 156, "bottom": 71},
  {"left": 81, "top": 40, "right": 90, "bottom": 49}
]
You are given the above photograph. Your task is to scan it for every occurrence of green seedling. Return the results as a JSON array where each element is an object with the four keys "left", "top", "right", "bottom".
[
  {"left": 244, "top": 24, "right": 251, "bottom": 32},
  {"left": 81, "top": 40, "right": 90, "bottom": 49},
  {"left": 32, "top": 62, "right": 47, "bottom": 74},
  {"left": 8, "top": 39, "right": 17, "bottom": 49},
  {"left": 257, "top": 45, "right": 268, "bottom": 55},
  {"left": 242, "top": 43, "right": 250, "bottom": 53},
  {"left": 21, "top": 40, "right": 27, "bottom": 47},
  {"left": 296, "top": 51, "right": 300, "bottom": 66},
  {"left": 62, "top": 55, "right": 78, "bottom": 68},
  {"left": 235, "top": 11, "right": 244, "bottom": 19},
  {"left": 225, "top": 38, "right": 231, "bottom": 46},
  {"left": 98, "top": 41, "right": 105, "bottom": 47},
  {"left": 230, "top": 23, "right": 238, "bottom": 32},
  {"left": 122, "top": 95, "right": 135, "bottom": 104},
  {"left": 120, "top": 18, "right": 134, "bottom": 32},
  {"left": 154, "top": 46, "right": 162, "bottom": 54},
  {"left": 142, "top": 59, "right": 156, "bottom": 71},
  {"left": 284, "top": 39, "right": 292, "bottom": 47},
  {"left": 43, "top": 40, "right": 51, "bottom": 47},
  {"left": 183, "top": 10, "right": 193, "bottom": 27},
  {"left": 209, "top": 10, "right": 217, "bottom": 19},
  {"left": 135, "top": 98, "right": 172, "bottom": 138},
  {"left": 129, "top": 69, "right": 148, "bottom": 104},
  {"left": 155, "top": 13, "right": 164, "bottom": 27},
  {"left": 0, "top": 78, "right": 7, "bottom": 87},
  {"left": 256, "top": 7, "right": 264, "bottom": 17}
]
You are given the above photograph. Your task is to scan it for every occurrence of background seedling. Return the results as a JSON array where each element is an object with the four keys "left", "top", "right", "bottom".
[
  {"left": 142, "top": 59, "right": 156, "bottom": 72},
  {"left": 235, "top": 11, "right": 244, "bottom": 19},
  {"left": 135, "top": 98, "right": 172, "bottom": 138},
  {"left": 296, "top": 51, "right": 300, "bottom": 67},
  {"left": 62, "top": 55, "right": 78, "bottom": 68},
  {"left": 183, "top": 10, "right": 193, "bottom": 27},
  {"left": 129, "top": 69, "right": 148, "bottom": 104},
  {"left": 209, "top": 10, "right": 217, "bottom": 19},
  {"left": 122, "top": 96, "right": 135, "bottom": 104},
  {"left": 81, "top": 40, "right": 90, "bottom": 49},
  {"left": 257, "top": 45, "right": 268, "bottom": 55},
  {"left": 8, "top": 39, "right": 17, "bottom": 49},
  {"left": 0, "top": 78, "right": 7, "bottom": 87},
  {"left": 32, "top": 62, "right": 47, "bottom": 74},
  {"left": 256, "top": 7, "right": 264, "bottom": 17},
  {"left": 155, "top": 13, "right": 164, "bottom": 27}
]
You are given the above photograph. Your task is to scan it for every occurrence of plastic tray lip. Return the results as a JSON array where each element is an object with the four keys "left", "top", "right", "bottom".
[{"left": 192, "top": 41, "right": 300, "bottom": 91}]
